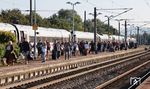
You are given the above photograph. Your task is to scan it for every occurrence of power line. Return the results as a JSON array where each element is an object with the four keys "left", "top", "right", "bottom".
[
  {"left": 128, "top": 21, "right": 150, "bottom": 24},
  {"left": 101, "top": 8, "right": 133, "bottom": 23},
  {"left": 97, "top": 8, "right": 132, "bottom": 10},
  {"left": 100, "top": 10, "right": 120, "bottom": 14},
  {"left": 21, "top": 9, "right": 59, "bottom": 12}
]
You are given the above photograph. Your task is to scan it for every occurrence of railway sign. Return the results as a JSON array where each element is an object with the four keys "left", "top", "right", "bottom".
[
  {"left": 130, "top": 77, "right": 141, "bottom": 86},
  {"left": 32, "top": 24, "right": 38, "bottom": 30}
]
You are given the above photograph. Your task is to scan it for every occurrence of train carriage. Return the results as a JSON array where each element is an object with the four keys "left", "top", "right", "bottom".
[
  {"left": 0, "top": 23, "right": 137, "bottom": 46},
  {"left": 75, "top": 31, "right": 101, "bottom": 42}
]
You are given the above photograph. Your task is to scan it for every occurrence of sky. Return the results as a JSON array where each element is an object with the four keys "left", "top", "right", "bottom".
[{"left": 1, "top": 0, "right": 150, "bottom": 34}]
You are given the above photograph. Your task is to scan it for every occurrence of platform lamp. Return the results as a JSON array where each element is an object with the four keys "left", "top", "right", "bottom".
[{"left": 66, "top": 1, "right": 81, "bottom": 43}]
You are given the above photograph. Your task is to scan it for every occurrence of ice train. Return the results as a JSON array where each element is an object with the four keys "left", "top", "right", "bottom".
[{"left": 0, "top": 23, "right": 136, "bottom": 44}]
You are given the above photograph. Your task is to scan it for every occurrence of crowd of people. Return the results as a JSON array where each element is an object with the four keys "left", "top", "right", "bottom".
[
  {"left": 3, "top": 38, "right": 137, "bottom": 65},
  {"left": 31, "top": 39, "right": 137, "bottom": 62}
]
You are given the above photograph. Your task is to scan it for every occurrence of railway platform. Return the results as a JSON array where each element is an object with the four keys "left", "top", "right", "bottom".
[
  {"left": 0, "top": 47, "right": 147, "bottom": 87},
  {"left": 136, "top": 75, "right": 150, "bottom": 89}
]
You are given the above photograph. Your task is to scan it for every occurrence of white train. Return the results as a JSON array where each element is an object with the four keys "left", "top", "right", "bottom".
[{"left": 0, "top": 23, "right": 136, "bottom": 44}]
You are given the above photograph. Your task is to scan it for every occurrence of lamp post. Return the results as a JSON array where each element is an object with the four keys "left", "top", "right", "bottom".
[
  {"left": 33, "top": 0, "right": 37, "bottom": 59},
  {"left": 30, "top": 0, "right": 33, "bottom": 25},
  {"left": 105, "top": 15, "right": 113, "bottom": 35},
  {"left": 66, "top": 1, "right": 80, "bottom": 43},
  {"left": 84, "top": 11, "right": 86, "bottom": 32},
  {"left": 115, "top": 19, "right": 124, "bottom": 36},
  {"left": 124, "top": 20, "right": 127, "bottom": 49},
  {"left": 89, "top": 7, "right": 102, "bottom": 54},
  {"left": 115, "top": 19, "right": 122, "bottom": 41},
  {"left": 137, "top": 26, "right": 140, "bottom": 45}
]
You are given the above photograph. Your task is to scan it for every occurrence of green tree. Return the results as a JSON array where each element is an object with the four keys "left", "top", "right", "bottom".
[
  {"left": 0, "top": 31, "right": 16, "bottom": 43},
  {"left": 85, "top": 19, "right": 117, "bottom": 35},
  {"left": 47, "top": 9, "right": 83, "bottom": 31},
  {"left": 1, "top": 9, "right": 29, "bottom": 24}
]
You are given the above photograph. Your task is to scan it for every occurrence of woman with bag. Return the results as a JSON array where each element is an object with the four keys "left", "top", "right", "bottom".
[{"left": 3, "top": 41, "right": 16, "bottom": 65}]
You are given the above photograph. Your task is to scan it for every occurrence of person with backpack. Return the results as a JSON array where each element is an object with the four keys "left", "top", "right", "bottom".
[
  {"left": 37, "top": 40, "right": 43, "bottom": 57},
  {"left": 3, "top": 41, "right": 17, "bottom": 65},
  {"left": 19, "top": 38, "right": 30, "bottom": 64}
]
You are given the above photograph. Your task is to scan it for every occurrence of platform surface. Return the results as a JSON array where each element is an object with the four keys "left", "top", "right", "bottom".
[
  {"left": 0, "top": 47, "right": 145, "bottom": 76},
  {"left": 136, "top": 76, "right": 150, "bottom": 89}
]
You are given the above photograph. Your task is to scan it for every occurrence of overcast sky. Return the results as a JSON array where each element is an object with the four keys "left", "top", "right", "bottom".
[{"left": 1, "top": 0, "right": 150, "bottom": 34}]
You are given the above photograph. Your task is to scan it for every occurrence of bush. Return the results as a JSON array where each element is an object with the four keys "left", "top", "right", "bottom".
[
  {"left": 0, "top": 30, "right": 18, "bottom": 57},
  {"left": 0, "top": 43, "right": 20, "bottom": 58},
  {"left": 0, "top": 44, "right": 5, "bottom": 58},
  {"left": 14, "top": 44, "right": 20, "bottom": 57},
  {"left": 0, "top": 30, "right": 16, "bottom": 43}
]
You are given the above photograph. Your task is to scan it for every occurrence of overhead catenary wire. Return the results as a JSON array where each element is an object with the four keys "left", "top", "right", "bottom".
[
  {"left": 102, "top": 8, "right": 133, "bottom": 23},
  {"left": 21, "top": 9, "right": 59, "bottom": 12}
]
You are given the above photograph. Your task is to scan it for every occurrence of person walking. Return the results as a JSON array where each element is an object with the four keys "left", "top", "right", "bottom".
[
  {"left": 52, "top": 40, "right": 58, "bottom": 60},
  {"left": 37, "top": 40, "right": 43, "bottom": 57},
  {"left": 56, "top": 41, "right": 61, "bottom": 59},
  {"left": 41, "top": 42, "right": 47, "bottom": 63},
  {"left": 19, "top": 38, "right": 30, "bottom": 64},
  {"left": 46, "top": 40, "right": 51, "bottom": 58},
  {"left": 3, "top": 41, "right": 16, "bottom": 65},
  {"left": 84, "top": 41, "right": 89, "bottom": 56},
  {"left": 64, "top": 41, "right": 70, "bottom": 60}
]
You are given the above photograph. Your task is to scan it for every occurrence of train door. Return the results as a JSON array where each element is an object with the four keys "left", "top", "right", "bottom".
[
  {"left": 20, "top": 31, "right": 25, "bottom": 42},
  {"left": 20, "top": 31, "right": 30, "bottom": 42}
]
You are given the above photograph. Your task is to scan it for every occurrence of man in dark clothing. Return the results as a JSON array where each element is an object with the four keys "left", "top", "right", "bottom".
[
  {"left": 52, "top": 41, "right": 58, "bottom": 60},
  {"left": 89, "top": 41, "right": 95, "bottom": 54},
  {"left": 97, "top": 41, "right": 101, "bottom": 52},
  {"left": 46, "top": 40, "right": 51, "bottom": 57},
  {"left": 64, "top": 42, "right": 70, "bottom": 60},
  {"left": 37, "top": 40, "right": 43, "bottom": 56},
  {"left": 19, "top": 38, "right": 30, "bottom": 64},
  {"left": 102, "top": 41, "right": 107, "bottom": 52}
]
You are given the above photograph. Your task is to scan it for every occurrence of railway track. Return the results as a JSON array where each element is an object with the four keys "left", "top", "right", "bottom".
[
  {"left": 96, "top": 59, "right": 150, "bottom": 89},
  {"left": 128, "top": 71, "right": 150, "bottom": 89},
  {"left": 2, "top": 50, "right": 150, "bottom": 89}
]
